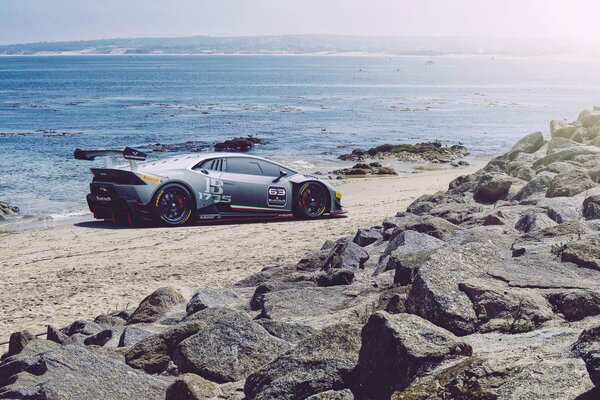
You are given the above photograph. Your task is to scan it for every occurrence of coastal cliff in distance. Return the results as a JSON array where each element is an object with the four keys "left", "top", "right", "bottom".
[
  {"left": 0, "top": 34, "right": 596, "bottom": 56},
  {"left": 3, "top": 108, "right": 600, "bottom": 399}
]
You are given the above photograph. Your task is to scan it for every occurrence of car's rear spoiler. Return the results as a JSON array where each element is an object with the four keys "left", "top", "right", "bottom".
[{"left": 74, "top": 147, "right": 147, "bottom": 169}]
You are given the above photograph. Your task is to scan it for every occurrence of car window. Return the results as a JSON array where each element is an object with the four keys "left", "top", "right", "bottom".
[
  {"left": 195, "top": 158, "right": 226, "bottom": 171},
  {"left": 255, "top": 160, "right": 283, "bottom": 177},
  {"left": 226, "top": 157, "right": 264, "bottom": 175}
]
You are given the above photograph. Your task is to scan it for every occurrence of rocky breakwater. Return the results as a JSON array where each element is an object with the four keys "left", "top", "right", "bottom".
[
  {"left": 5, "top": 109, "right": 600, "bottom": 399},
  {"left": 0, "top": 201, "right": 18, "bottom": 219}
]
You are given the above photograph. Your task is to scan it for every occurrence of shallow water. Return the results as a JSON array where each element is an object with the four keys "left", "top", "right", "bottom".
[{"left": 1, "top": 54, "right": 600, "bottom": 221}]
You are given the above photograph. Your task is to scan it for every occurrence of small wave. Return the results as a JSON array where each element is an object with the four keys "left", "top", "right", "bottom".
[{"left": 48, "top": 210, "right": 92, "bottom": 220}]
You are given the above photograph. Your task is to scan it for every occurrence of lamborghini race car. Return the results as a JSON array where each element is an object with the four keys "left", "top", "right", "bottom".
[{"left": 74, "top": 147, "right": 346, "bottom": 226}]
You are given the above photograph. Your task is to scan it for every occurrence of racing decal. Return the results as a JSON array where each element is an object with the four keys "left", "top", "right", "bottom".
[
  {"left": 141, "top": 174, "right": 161, "bottom": 184},
  {"left": 201, "top": 178, "right": 231, "bottom": 203},
  {"left": 267, "top": 186, "right": 287, "bottom": 207}
]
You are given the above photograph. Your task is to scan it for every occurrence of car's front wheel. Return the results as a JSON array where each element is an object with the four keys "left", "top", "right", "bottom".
[
  {"left": 152, "top": 183, "right": 194, "bottom": 226},
  {"left": 293, "top": 182, "right": 329, "bottom": 219}
]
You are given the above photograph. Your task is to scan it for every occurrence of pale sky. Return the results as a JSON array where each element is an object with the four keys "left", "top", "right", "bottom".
[{"left": 1, "top": 0, "right": 600, "bottom": 45}]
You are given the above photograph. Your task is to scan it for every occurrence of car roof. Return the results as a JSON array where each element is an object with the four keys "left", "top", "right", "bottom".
[{"left": 134, "top": 152, "right": 296, "bottom": 174}]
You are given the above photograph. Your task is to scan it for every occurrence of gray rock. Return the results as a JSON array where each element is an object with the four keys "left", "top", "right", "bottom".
[
  {"left": 173, "top": 309, "right": 290, "bottom": 383},
  {"left": 547, "top": 137, "right": 581, "bottom": 154},
  {"left": 546, "top": 170, "right": 596, "bottom": 198},
  {"left": 186, "top": 288, "right": 240, "bottom": 315},
  {"left": 561, "top": 237, "right": 600, "bottom": 271},
  {"left": 574, "top": 324, "right": 600, "bottom": 389},
  {"left": 2, "top": 331, "right": 35, "bottom": 359},
  {"left": 125, "top": 321, "right": 206, "bottom": 374},
  {"left": 546, "top": 290, "right": 600, "bottom": 321},
  {"left": 46, "top": 325, "right": 68, "bottom": 345},
  {"left": 119, "top": 326, "right": 153, "bottom": 347},
  {"left": 389, "top": 215, "right": 461, "bottom": 242},
  {"left": 510, "top": 131, "right": 544, "bottom": 154},
  {"left": 406, "top": 243, "right": 505, "bottom": 336},
  {"left": 0, "top": 344, "right": 172, "bottom": 400},
  {"left": 84, "top": 329, "right": 116, "bottom": 347},
  {"left": 316, "top": 239, "right": 369, "bottom": 287},
  {"left": 256, "top": 319, "right": 317, "bottom": 343},
  {"left": 355, "top": 312, "right": 472, "bottom": 398},
  {"left": 473, "top": 173, "right": 513, "bottom": 203},
  {"left": 244, "top": 324, "right": 361, "bottom": 400},
  {"left": 550, "top": 119, "right": 577, "bottom": 138},
  {"left": 540, "top": 197, "right": 582, "bottom": 223},
  {"left": 94, "top": 314, "right": 126, "bottom": 328},
  {"left": 514, "top": 211, "right": 557, "bottom": 233},
  {"left": 67, "top": 320, "right": 103, "bottom": 336},
  {"left": 513, "top": 171, "right": 556, "bottom": 201},
  {"left": 482, "top": 210, "right": 507, "bottom": 225},
  {"left": 381, "top": 230, "right": 445, "bottom": 264},
  {"left": 258, "top": 286, "right": 380, "bottom": 329},
  {"left": 250, "top": 281, "right": 316, "bottom": 311},
  {"left": 0, "top": 201, "right": 19, "bottom": 218},
  {"left": 390, "top": 250, "right": 436, "bottom": 286},
  {"left": 584, "top": 195, "right": 600, "bottom": 220},
  {"left": 579, "top": 109, "right": 600, "bottom": 128},
  {"left": 397, "top": 353, "right": 593, "bottom": 399},
  {"left": 533, "top": 147, "right": 600, "bottom": 169},
  {"left": 316, "top": 268, "right": 355, "bottom": 287},
  {"left": 165, "top": 373, "right": 219, "bottom": 400},
  {"left": 322, "top": 238, "right": 369, "bottom": 271},
  {"left": 353, "top": 228, "right": 383, "bottom": 247},
  {"left": 305, "top": 389, "right": 354, "bottom": 400},
  {"left": 127, "top": 286, "right": 186, "bottom": 325},
  {"left": 427, "top": 202, "right": 484, "bottom": 225},
  {"left": 458, "top": 278, "right": 554, "bottom": 333}
]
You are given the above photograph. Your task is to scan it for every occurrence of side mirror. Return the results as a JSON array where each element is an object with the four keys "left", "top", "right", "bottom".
[{"left": 272, "top": 169, "right": 288, "bottom": 183}]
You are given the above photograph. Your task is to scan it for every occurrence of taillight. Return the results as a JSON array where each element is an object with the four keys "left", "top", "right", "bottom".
[{"left": 91, "top": 168, "right": 146, "bottom": 185}]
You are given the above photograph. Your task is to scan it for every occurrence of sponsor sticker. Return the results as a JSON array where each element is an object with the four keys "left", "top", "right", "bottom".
[
  {"left": 141, "top": 175, "right": 161, "bottom": 184},
  {"left": 268, "top": 186, "right": 287, "bottom": 207}
]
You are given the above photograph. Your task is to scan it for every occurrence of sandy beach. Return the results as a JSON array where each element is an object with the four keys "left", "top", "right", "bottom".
[{"left": 0, "top": 166, "right": 478, "bottom": 343}]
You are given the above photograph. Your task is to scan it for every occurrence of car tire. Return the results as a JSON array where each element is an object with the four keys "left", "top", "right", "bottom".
[
  {"left": 152, "top": 183, "right": 195, "bottom": 226},
  {"left": 293, "top": 182, "right": 329, "bottom": 219}
]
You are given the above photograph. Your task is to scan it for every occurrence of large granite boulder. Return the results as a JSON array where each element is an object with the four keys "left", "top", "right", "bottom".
[
  {"left": 125, "top": 321, "right": 206, "bottom": 373},
  {"left": 0, "top": 344, "right": 172, "bottom": 400},
  {"left": 546, "top": 170, "right": 596, "bottom": 198},
  {"left": 510, "top": 131, "right": 544, "bottom": 154},
  {"left": 473, "top": 173, "right": 513, "bottom": 203},
  {"left": 355, "top": 312, "right": 472, "bottom": 399},
  {"left": 186, "top": 288, "right": 240, "bottom": 315},
  {"left": 244, "top": 324, "right": 361, "bottom": 400},
  {"left": 173, "top": 309, "right": 290, "bottom": 382},
  {"left": 165, "top": 373, "right": 219, "bottom": 400},
  {"left": 127, "top": 286, "right": 186, "bottom": 325}
]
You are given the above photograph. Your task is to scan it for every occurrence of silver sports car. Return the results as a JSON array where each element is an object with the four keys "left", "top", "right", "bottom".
[{"left": 75, "top": 147, "right": 346, "bottom": 226}]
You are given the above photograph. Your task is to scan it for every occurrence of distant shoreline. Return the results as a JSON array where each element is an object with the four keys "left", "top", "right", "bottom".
[{"left": 1, "top": 52, "right": 599, "bottom": 60}]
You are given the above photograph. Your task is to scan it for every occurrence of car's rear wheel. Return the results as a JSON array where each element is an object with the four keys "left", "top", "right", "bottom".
[
  {"left": 152, "top": 183, "right": 195, "bottom": 226},
  {"left": 293, "top": 182, "right": 329, "bottom": 219}
]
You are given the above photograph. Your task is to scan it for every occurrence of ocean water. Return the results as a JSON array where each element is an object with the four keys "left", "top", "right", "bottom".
[{"left": 2, "top": 54, "right": 600, "bottom": 222}]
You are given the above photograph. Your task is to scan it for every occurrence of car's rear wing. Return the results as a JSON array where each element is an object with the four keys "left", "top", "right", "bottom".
[{"left": 74, "top": 147, "right": 147, "bottom": 170}]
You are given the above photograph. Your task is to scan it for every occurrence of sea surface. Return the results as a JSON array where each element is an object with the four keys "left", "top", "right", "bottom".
[{"left": 1, "top": 54, "right": 600, "bottom": 224}]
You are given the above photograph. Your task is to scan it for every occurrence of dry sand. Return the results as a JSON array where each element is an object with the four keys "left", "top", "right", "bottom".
[{"left": 0, "top": 166, "right": 478, "bottom": 343}]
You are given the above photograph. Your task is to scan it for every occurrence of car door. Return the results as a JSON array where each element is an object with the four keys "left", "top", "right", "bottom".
[
  {"left": 191, "top": 157, "right": 230, "bottom": 209},
  {"left": 220, "top": 157, "right": 292, "bottom": 214}
]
